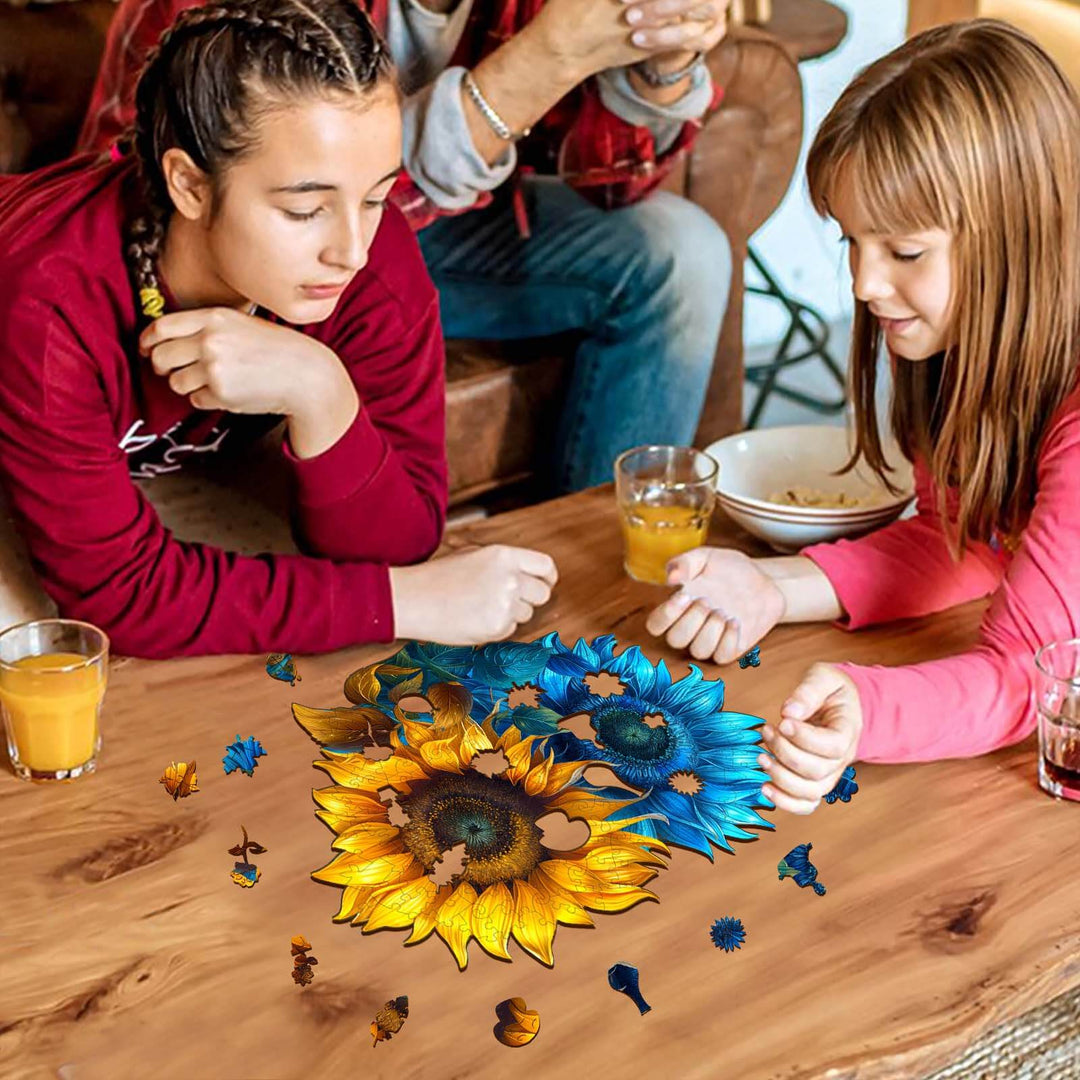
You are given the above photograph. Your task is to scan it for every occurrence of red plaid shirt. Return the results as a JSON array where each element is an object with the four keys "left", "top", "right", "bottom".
[{"left": 77, "top": 0, "right": 722, "bottom": 230}]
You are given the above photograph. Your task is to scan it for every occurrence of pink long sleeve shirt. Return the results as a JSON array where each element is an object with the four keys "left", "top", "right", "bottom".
[{"left": 801, "top": 386, "right": 1080, "bottom": 764}]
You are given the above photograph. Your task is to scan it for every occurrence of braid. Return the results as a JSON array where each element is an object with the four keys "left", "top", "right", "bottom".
[{"left": 124, "top": 0, "right": 392, "bottom": 320}]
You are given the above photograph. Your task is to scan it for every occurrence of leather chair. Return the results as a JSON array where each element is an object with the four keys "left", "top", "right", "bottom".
[{"left": 0, "top": 1, "right": 804, "bottom": 506}]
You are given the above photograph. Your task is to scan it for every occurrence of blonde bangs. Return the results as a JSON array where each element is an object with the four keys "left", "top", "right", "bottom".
[{"left": 809, "top": 125, "right": 951, "bottom": 241}]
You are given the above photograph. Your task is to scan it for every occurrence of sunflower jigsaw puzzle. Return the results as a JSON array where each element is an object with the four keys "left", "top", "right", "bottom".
[{"left": 292, "top": 634, "right": 773, "bottom": 969}]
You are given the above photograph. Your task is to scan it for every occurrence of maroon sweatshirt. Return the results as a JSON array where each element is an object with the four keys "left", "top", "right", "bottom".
[{"left": 0, "top": 156, "right": 448, "bottom": 658}]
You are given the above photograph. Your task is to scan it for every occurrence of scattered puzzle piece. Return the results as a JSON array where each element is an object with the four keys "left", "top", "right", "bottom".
[
  {"left": 737, "top": 646, "right": 761, "bottom": 669},
  {"left": 778, "top": 842, "right": 826, "bottom": 896},
  {"left": 231, "top": 862, "right": 260, "bottom": 887},
  {"left": 371, "top": 996, "right": 409, "bottom": 1046},
  {"left": 824, "top": 765, "right": 858, "bottom": 804},
  {"left": 291, "top": 935, "right": 318, "bottom": 986},
  {"left": 159, "top": 760, "right": 198, "bottom": 800},
  {"left": 494, "top": 997, "right": 540, "bottom": 1047},
  {"left": 228, "top": 825, "right": 267, "bottom": 888},
  {"left": 266, "top": 653, "right": 301, "bottom": 686},
  {"left": 710, "top": 916, "right": 746, "bottom": 952},
  {"left": 223, "top": 734, "right": 267, "bottom": 777},
  {"left": 608, "top": 962, "right": 651, "bottom": 1015}
]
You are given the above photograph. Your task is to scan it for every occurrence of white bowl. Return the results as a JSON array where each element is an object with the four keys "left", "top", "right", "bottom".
[{"left": 704, "top": 425, "right": 915, "bottom": 553}]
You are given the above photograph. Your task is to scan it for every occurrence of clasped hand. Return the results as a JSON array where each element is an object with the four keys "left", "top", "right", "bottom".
[
  {"left": 537, "top": 0, "right": 729, "bottom": 79},
  {"left": 139, "top": 306, "right": 344, "bottom": 418}
]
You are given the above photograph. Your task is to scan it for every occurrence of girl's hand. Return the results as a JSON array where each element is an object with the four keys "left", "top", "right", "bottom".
[
  {"left": 644, "top": 546, "right": 786, "bottom": 664},
  {"left": 139, "top": 307, "right": 350, "bottom": 419},
  {"left": 759, "top": 663, "right": 863, "bottom": 815},
  {"left": 390, "top": 544, "right": 558, "bottom": 644}
]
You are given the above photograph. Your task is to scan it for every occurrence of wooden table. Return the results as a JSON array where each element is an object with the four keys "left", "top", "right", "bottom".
[{"left": 2, "top": 486, "right": 1078, "bottom": 1080}]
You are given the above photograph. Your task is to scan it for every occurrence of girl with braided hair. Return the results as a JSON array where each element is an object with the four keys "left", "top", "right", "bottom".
[{"left": 0, "top": 0, "right": 556, "bottom": 657}]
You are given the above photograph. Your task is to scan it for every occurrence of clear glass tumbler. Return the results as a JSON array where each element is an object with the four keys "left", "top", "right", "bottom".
[
  {"left": 1033, "top": 637, "right": 1080, "bottom": 802},
  {"left": 615, "top": 445, "right": 718, "bottom": 585},
  {"left": 0, "top": 619, "right": 108, "bottom": 781}
]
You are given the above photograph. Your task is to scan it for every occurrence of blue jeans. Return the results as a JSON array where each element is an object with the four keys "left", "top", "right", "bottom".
[{"left": 418, "top": 177, "right": 732, "bottom": 493}]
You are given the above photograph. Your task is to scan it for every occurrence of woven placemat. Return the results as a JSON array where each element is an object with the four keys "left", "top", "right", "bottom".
[{"left": 923, "top": 981, "right": 1080, "bottom": 1079}]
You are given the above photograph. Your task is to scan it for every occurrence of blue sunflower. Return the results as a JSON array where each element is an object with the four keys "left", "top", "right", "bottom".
[
  {"left": 458, "top": 641, "right": 563, "bottom": 735},
  {"left": 343, "top": 640, "right": 562, "bottom": 735},
  {"left": 529, "top": 633, "right": 774, "bottom": 859}
]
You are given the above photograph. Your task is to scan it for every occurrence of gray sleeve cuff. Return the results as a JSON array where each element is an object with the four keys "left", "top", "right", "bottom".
[
  {"left": 402, "top": 66, "right": 517, "bottom": 210},
  {"left": 596, "top": 63, "right": 713, "bottom": 156}
]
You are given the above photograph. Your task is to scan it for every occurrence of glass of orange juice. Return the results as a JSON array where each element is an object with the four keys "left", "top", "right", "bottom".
[
  {"left": 615, "top": 445, "right": 718, "bottom": 585},
  {"left": 0, "top": 619, "right": 108, "bottom": 782}
]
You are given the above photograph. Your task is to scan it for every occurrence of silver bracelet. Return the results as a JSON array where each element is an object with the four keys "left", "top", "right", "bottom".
[{"left": 462, "top": 70, "right": 530, "bottom": 142}]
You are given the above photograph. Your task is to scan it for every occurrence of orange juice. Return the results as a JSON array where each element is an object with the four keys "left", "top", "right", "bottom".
[
  {"left": 0, "top": 652, "right": 105, "bottom": 773},
  {"left": 621, "top": 504, "right": 709, "bottom": 584}
]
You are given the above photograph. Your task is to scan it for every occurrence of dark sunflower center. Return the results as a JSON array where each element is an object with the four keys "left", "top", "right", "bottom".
[
  {"left": 594, "top": 705, "right": 670, "bottom": 761},
  {"left": 398, "top": 770, "right": 546, "bottom": 888}
]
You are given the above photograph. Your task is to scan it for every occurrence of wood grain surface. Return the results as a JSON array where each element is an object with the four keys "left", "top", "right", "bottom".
[{"left": 2, "top": 485, "right": 1078, "bottom": 1080}]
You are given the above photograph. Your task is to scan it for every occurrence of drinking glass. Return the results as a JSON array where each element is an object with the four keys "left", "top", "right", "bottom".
[
  {"left": 0, "top": 619, "right": 108, "bottom": 782},
  {"left": 1033, "top": 637, "right": 1080, "bottom": 802},
  {"left": 615, "top": 446, "right": 718, "bottom": 585}
]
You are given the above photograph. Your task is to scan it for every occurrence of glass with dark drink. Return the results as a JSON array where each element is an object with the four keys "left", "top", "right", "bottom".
[{"left": 1034, "top": 638, "right": 1080, "bottom": 802}]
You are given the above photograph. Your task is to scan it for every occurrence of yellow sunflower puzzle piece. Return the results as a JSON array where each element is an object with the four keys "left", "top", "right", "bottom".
[{"left": 494, "top": 997, "right": 540, "bottom": 1047}]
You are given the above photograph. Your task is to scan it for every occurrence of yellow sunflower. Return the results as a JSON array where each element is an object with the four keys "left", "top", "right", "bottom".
[{"left": 293, "top": 684, "right": 669, "bottom": 969}]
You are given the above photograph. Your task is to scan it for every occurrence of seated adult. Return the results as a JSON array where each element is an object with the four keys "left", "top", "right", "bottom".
[{"left": 78, "top": 0, "right": 734, "bottom": 492}]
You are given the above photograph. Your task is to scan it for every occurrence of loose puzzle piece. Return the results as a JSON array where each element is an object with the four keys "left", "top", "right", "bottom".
[
  {"left": 737, "top": 646, "right": 761, "bottom": 669},
  {"left": 709, "top": 916, "right": 746, "bottom": 952},
  {"left": 228, "top": 825, "right": 267, "bottom": 888},
  {"left": 824, "top": 765, "right": 858, "bottom": 804},
  {"left": 372, "top": 996, "right": 409, "bottom": 1046},
  {"left": 266, "top": 653, "right": 301, "bottom": 686},
  {"left": 291, "top": 935, "right": 318, "bottom": 986},
  {"left": 778, "top": 842, "right": 826, "bottom": 896},
  {"left": 223, "top": 734, "right": 267, "bottom": 777},
  {"left": 608, "top": 962, "right": 651, "bottom": 1015},
  {"left": 159, "top": 760, "right": 198, "bottom": 800},
  {"left": 494, "top": 997, "right": 540, "bottom": 1047}
]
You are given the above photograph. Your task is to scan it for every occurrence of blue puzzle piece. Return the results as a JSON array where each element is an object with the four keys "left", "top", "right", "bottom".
[
  {"left": 266, "top": 653, "right": 300, "bottom": 686},
  {"left": 608, "top": 962, "right": 651, "bottom": 1015},
  {"left": 737, "top": 646, "right": 760, "bottom": 669},
  {"left": 778, "top": 842, "right": 826, "bottom": 896},
  {"left": 824, "top": 765, "right": 858, "bottom": 804},
  {"left": 709, "top": 916, "right": 746, "bottom": 952},
  {"left": 223, "top": 734, "right": 267, "bottom": 777}
]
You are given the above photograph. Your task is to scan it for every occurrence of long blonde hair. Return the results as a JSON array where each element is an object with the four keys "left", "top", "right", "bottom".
[{"left": 807, "top": 19, "right": 1080, "bottom": 556}]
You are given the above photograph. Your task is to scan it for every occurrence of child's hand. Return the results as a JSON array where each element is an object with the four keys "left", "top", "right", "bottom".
[
  {"left": 758, "top": 663, "right": 863, "bottom": 814},
  {"left": 644, "top": 546, "right": 786, "bottom": 664},
  {"left": 139, "top": 307, "right": 347, "bottom": 419}
]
